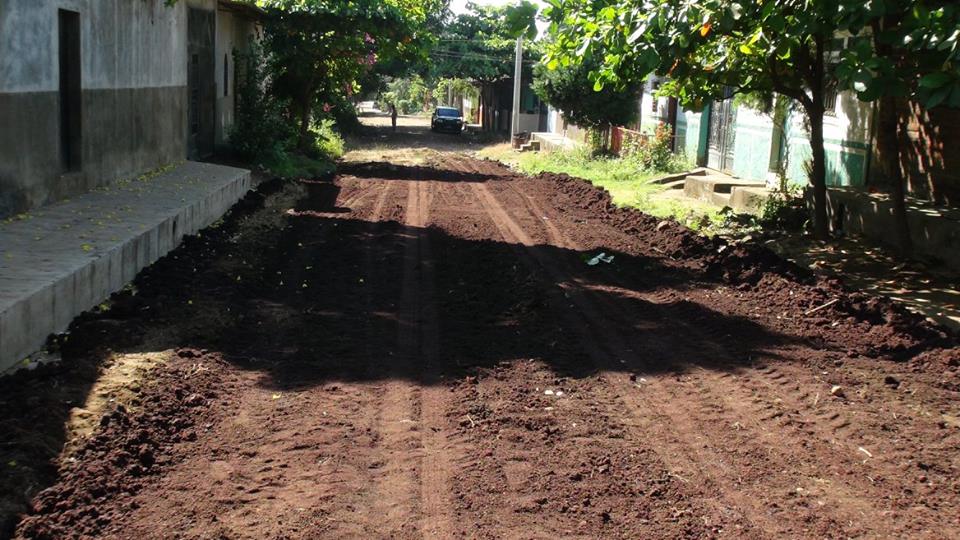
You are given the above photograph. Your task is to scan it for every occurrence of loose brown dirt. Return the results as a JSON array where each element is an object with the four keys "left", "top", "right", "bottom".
[{"left": 2, "top": 128, "right": 959, "bottom": 539}]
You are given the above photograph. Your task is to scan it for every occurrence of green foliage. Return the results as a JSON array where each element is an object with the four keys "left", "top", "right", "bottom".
[
  {"left": 433, "top": 78, "right": 479, "bottom": 106},
  {"left": 480, "top": 143, "right": 717, "bottom": 226},
  {"left": 229, "top": 39, "right": 344, "bottom": 179},
  {"left": 531, "top": 54, "right": 640, "bottom": 130},
  {"left": 430, "top": 2, "right": 542, "bottom": 84},
  {"left": 381, "top": 75, "right": 431, "bottom": 114},
  {"left": 263, "top": 152, "right": 337, "bottom": 180},
  {"left": 229, "top": 42, "right": 294, "bottom": 164},
  {"left": 315, "top": 118, "right": 345, "bottom": 160},
  {"left": 261, "top": 0, "right": 439, "bottom": 150},
  {"left": 622, "top": 123, "right": 688, "bottom": 173},
  {"left": 258, "top": 118, "right": 343, "bottom": 179},
  {"left": 539, "top": 0, "right": 863, "bottom": 239},
  {"left": 757, "top": 182, "right": 806, "bottom": 231},
  {"left": 543, "top": 0, "right": 841, "bottom": 112},
  {"left": 834, "top": 1, "right": 960, "bottom": 109}
]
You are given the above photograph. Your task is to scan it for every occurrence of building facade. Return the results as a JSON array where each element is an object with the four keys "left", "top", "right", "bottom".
[{"left": 0, "top": 0, "right": 259, "bottom": 220}]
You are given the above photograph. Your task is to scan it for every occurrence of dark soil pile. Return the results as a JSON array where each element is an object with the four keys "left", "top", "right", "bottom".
[
  {"left": 15, "top": 350, "right": 232, "bottom": 540},
  {"left": 535, "top": 171, "right": 957, "bottom": 358}
]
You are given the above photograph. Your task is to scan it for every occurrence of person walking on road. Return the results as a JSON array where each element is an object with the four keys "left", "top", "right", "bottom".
[{"left": 390, "top": 103, "right": 398, "bottom": 133}]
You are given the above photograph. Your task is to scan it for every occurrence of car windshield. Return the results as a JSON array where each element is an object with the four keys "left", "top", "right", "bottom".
[{"left": 437, "top": 108, "right": 460, "bottom": 118}]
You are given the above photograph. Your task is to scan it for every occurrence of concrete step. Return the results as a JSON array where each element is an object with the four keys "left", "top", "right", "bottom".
[
  {"left": 518, "top": 140, "right": 541, "bottom": 152},
  {"left": 710, "top": 191, "right": 733, "bottom": 207},
  {"left": 0, "top": 161, "right": 251, "bottom": 373},
  {"left": 662, "top": 179, "right": 687, "bottom": 190},
  {"left": 651, "top": 167, "right": 708, "bottom": 185},
  {"left": 730, "top": 186, "right": 774, "bottom": 213},
  {"left": 684, "top": 173, "right": 767, "bottom": 201}
]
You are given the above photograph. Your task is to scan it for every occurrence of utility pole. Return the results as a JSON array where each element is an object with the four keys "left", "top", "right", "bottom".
[{"left": 511, "top": 36, "right": 523, "bottom": 140}]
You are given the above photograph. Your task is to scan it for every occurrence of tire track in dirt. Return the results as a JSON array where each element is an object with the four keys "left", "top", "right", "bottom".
[
  {"left": 365, "top": 176, "right": 455, "bottom": 538},
  {"left": 409, "top": 180, "right": 457, "bottom": 540},
  {"left": 399, "top": 179, "right": 455, "bottom": 539},
  {"left": 358, "top": 176, "right": 424, "bottom": 536},
  {"left": 470, "top": 181, "right": 806, "bottom": 536},
  {"left": 478, "top": 176, "right": 918, "bottom": 536},
  {"left": 544, "top": 274, "right": 912, "bottom": 534}
]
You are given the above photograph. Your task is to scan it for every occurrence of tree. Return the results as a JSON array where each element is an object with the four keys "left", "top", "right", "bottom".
[
  {"left": 835, "top": 1, "right": 960, "bottom": 254},
  {"left": 532, "top": 54, "right": 640, "bottom": 148},
  {"left": 429, "top": 1, "right": 540, "bottom": 130},
  {"left": 546, "top": 0, "right": 960, "bottom": 246},
  {"left": 382, "top": 75, "right": 431, "bottom": 114},
  {"left": 260, "top": 0, "right": 440, "bottom": 152},
  {"left": 543, "top": 0, "right": 863, "bottom": 240},
  {"left": 433, "top": 78, "right": 480, "bottom": 110}
]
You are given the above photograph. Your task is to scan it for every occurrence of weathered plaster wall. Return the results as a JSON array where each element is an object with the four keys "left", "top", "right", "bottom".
[
  {"left": 730, "top": 107, "right": 774, "bottom": 182},
  {"left": 639, "top": 79, "right": 668, "bottom": 135},
  {"left": 878, "top": 100, "right": 960, "bottom": 206},
  {"left": 783, "top": 91, "right": 873, "bottom": 187},
  {"left": 214, "top": 8, "right": 260, "bottom": 149},
  {"left": 0, "top": 0, "right": 192, "bottom": 218},
  {"left": 675, "top": 110, "right": 704, "bottom": 163}
]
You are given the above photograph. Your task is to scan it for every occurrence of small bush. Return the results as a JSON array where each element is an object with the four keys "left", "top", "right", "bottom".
[
  {"left": 623, "top": 123, "right": 690, "bottom": 173},
  {"left": 263, "top": 153, "right": 336, "bottom": 180},
  {"left": 229, "top": 43, "right": 293, "bottom": 164},
  {"left": 314, "top": 118, "right": 345, "bottom": 161},
  {"left": 758, "top": 182, "right": 807, "bottom": 231}
]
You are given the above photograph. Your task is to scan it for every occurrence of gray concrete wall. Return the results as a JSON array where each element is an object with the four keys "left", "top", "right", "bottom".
[
  {"left": 0, "top": 0, "right": 190, "bottom": 218},
  {"left": 811, "top": 187, "right": 960, "bottom": 270}
]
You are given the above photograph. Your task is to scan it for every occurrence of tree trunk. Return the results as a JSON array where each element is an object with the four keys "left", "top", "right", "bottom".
[
  {"left": 807, "top": 105, "right": 830, "bottom": 241},
  {"left": 877, "top": 97, "right": 913, "bottom": 254},
  {"left": 296, "top": 86, "right": 316, "bottom": 154},
  {"left": 297, "top": 106, "right": 312, "bottom": 154},
  {"left": 479, "top": 83, "right": 493, "bottom": 131},
  {"left": 806, "top": 35, "right": 830, "bottom": 241},
  {"left": 870, "top": 16, "right": 913, "bottom": 255}
]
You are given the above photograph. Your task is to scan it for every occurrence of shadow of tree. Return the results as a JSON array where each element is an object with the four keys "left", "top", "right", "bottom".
[
  {"left": 338, "top": 161, "right": 500, "bottom": 183},
  {"left": 113, "top": 169, "right": 807, "bottom": 391},
  {"left": 0, "top": 163, "right": 803, "bottom": 534}
]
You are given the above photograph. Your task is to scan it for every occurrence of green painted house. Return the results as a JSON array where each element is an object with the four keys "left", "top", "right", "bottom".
[{"left": 671, "top": 86, "right": 874, "bottom": 189}]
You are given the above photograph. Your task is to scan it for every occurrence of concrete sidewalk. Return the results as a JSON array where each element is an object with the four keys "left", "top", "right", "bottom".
[{"left": 0, "top": 161, "right": 251, "bottom": 373}]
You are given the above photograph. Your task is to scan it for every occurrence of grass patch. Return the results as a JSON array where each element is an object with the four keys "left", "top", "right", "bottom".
[
  {"left": 263, "top": 153, "right": 336, "bottom": 180},
  {"left": 260, "top": 120, "right": 344, "bottom": 180},
  {"left": 479, "top": 144, "right": 723, "bottom": 231}
]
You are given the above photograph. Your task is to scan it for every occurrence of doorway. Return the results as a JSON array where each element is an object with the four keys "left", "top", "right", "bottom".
[
  {"left": 187, "top": 8, "right": 215, "bottom": 159},
  {"left": 707, "top": 96, "right": 736, "bottom": 173},
  {"left": 59, "top": 9, "right": 81, "bottom": 172}
]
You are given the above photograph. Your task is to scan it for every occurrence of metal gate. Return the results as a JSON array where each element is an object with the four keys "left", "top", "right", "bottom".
[
  {"left": 707, "top": 97, "right": 736, "bottom": 173},
  {"left": 187, "top": 8, "right": 215, "bottom": 160}
]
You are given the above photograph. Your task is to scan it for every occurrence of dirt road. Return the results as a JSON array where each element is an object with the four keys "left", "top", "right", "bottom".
[{"left": 5, "top": 125, "right": 959, "bottom": 539}]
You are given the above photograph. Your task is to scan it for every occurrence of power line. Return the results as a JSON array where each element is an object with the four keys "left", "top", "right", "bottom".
[{"left": 431, "top": 49, "right": 538, "bottom": 63}]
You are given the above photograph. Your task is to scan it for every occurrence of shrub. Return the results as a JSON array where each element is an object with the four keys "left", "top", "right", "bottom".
[
  {"left": 229, "top": 42, "right": 293, "bottom": 164},
  {"left": 758, "top": 180, "right": 807, "bottom": 231},
  {"left": 314, "top": 118, "right": 345, "bottom": 161},
  {"left": 623, "top": 123, "right": 689, "bottom": 173}
]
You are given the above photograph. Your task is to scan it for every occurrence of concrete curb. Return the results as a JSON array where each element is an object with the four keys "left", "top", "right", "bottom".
[{"left": 0, "top": 161, "right": 251, "bottom": 373}]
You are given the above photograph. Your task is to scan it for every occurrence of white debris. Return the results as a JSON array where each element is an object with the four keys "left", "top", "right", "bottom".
[{"left": 587, "top": 252, "right": 615, "bottom": 266}]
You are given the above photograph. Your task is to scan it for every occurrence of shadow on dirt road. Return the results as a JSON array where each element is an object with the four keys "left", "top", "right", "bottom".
[{"left": 4, "top": 133, "right": 958, "bottom": 539}]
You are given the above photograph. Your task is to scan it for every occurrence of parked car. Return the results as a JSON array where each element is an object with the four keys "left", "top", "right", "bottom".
[{"left": 431, "top": 107, "right": 464, "bottom": 134}]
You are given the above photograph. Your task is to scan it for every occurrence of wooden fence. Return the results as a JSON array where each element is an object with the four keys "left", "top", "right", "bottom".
[{"left": 609, "top": 124, "right": 675, "bottom": 155}]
